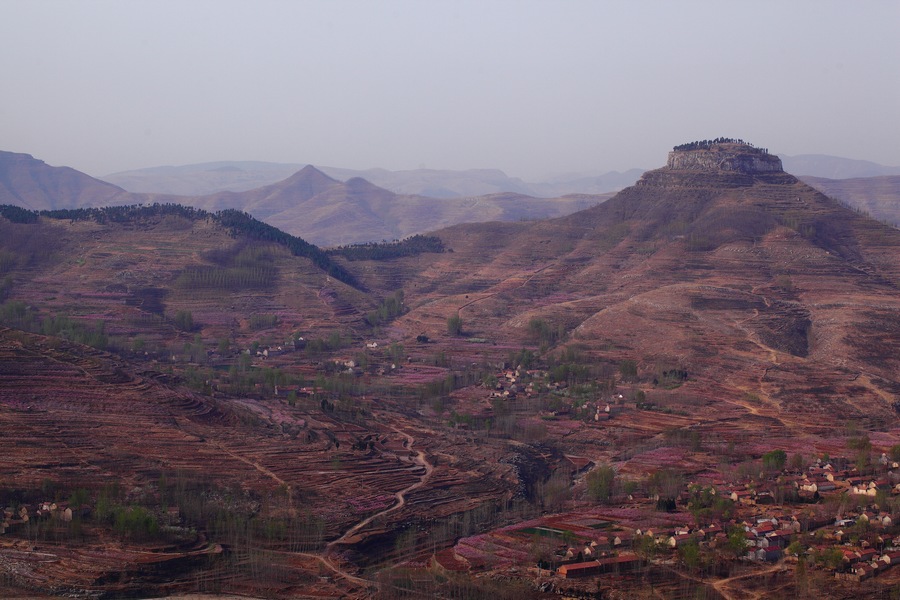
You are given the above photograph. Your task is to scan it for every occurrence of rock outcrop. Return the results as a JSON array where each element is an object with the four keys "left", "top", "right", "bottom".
[{"left": 667, "top": 142, "right": 783, "bottom": 174}]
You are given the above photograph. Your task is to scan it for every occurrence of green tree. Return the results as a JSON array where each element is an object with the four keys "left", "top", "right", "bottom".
[
  {"left": 173, "top": 309, "right": 194, "bottom": 332},
  {"left": 633, "top": 534, "right": 657, "bottom": 561},
  {"left": 586, "top": 464, "right": 616, "bottom": 503},
  {"left": 789, "top": 452, "right": 807, "bottom": 471},
  {"left": 619, "top": 359, "right": 638, "bottom": 381},
  {"left": 786, "top": 540, "right": 804, "bottom": 556},
  {"left": 388, "top": 342, "right": 405, "bottom": 364},
  {"left": 848, "top": 434, "right": 872, "bottom": 452},
  {"left": 678, "top": 539, "right": 701, "bottom": 571},
  {"left": 68, "top": 488, "right": 89, "bottom": 512},
  {"left": 447, "top": 313, "right": 462, "bottom": 336},
  {"left": 762, "top": 449, "right": 787, "bottom": 472},
  {"left": 648, "top": 468, "right": 684, "bottom": 503},
  {"left": 726, "top": 525, "right": 748, "bottom": 558}
]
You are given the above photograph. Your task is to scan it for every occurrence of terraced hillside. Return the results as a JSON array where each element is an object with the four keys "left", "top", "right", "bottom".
[{"left": 2, "top": 142, "right": 900, "bottom": 598}]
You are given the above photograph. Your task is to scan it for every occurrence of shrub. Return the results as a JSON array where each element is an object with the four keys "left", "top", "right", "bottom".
[
  {"left": 762, "top": 449, "right": 787, "bottom": 471},
  {"left": 447, "top": 314, "right": 462, "bottom": 336},
  {"left": 249, "top": 313, "right": 278, "bottom": 330},
  {"left": 586, "top": 464, "right": 616, "bottom": 503},
  {"left": 619, "top": 359, "right": 638, "bottom": 381},
  {"left": 173, "top": 310, "right": 195, "bottom": 331}
]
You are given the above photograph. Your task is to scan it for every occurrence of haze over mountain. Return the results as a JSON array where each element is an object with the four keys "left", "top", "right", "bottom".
[
  {"left": 799, "top": 174, "right": 900, "bottom": 227},
  {"left": 0, "top": 151, "right": 609, "bottom": 246},
  {"left": 104, "top": 161, "right": 644, "bottom": 199},
  {"left": 780, "top": 154, "right": 900, "bottom": 179},
  {"left": 185, "top": 165, "right": 606, "bottom": 246},
  {"left": 104, "top": 154, "right": 900, "bottom": 198}
]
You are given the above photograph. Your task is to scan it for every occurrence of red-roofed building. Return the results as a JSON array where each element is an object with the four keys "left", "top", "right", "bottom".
[{"left": 556, "top": 554, "right": 641, "bottom": 579}]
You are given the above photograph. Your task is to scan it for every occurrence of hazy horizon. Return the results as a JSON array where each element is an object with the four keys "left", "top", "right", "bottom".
[{"left": 3, "top": 1, "right": 899, "bottom": 180}]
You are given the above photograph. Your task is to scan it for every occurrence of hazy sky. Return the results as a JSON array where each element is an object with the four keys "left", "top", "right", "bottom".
[{"left": 2, "top": 1, "right": 899, "bottom": 179}]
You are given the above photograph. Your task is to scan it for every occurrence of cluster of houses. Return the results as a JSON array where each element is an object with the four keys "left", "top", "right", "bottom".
[
  {"left": 549, "top": 454, "right": 900, "bottom": 585},
  {"left": 722, "top": 459, "right": 900, "bottom": 507},
  {"left": 486, "top": 367, "right": 628, "bottom": 424},
  {"left": 835, "top": 546, "right": 900, "bottom": 581},
  {"left": 1, "top": 500, "right": 76, "bottom": 535},
  {"left": 488, "top": 367, "right": 545, "bottom": 401},
  {"left": 553, "top": 512, "right": 900, "bottom": 582}
]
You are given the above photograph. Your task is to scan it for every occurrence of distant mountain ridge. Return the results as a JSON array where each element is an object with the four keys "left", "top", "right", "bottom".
[
  {"left": 103, "top": 154, "right": 900, "bottom": 198},
  {"left": 104, "top": 161, "right": 645, "bottom": 198},
  {"left": 799, "top": 174, "right": 900, "bottom": 226},
  {"left": 0, "top": 151, "right": 608, "bottom": 246},
  {"left": 6, "top": 148, "right": 897, "bottom": 247},
  {"left": 780, "top": 153, "right": 900, "bottom": 178},
  {"left": 183, "top": 165, "right": 607, "bottom": 246}
]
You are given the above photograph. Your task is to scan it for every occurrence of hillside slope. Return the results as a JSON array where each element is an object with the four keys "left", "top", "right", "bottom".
[{"left": 361, "top": 142, "right": 900, "bottom": 434}]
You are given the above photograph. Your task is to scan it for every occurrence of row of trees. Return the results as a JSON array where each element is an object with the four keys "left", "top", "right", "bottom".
[
  {"left": 0, "top": 301, "right": 109, "bottom": 350},
  {"left": 329, "top": 234, "right": 445, "bottom": 261},
  {"left": 673, "top": 137, "right": 762, "bottom": 151},
  {"left": 215, "top": 209, "right": 357, "bottom": 287},
  {"left": 365, "top": 291, "right": 405, "bottom": 327}
]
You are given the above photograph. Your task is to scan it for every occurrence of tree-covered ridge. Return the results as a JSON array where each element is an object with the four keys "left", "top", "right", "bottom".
[
  {"left": 673, "top": 138, "right": 769, "bottom": 154},
  {"left": 0, "top": 204, "right": 358, "bottom": 287},
  {"left": 40, "top": 203, "right": 207, "bottom": 224},
  {"left": 214, "top": 209, "right": 356, "bottom": 286},
  {"left": 0, "top": 205, "right": 40, "bottom": 224},
  {"left": 328, "top": 234, "right": 446, "bottom": 261}
]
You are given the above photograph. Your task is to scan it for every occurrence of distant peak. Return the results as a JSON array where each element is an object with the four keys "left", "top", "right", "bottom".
[
  {"left": 298, "top": 164, "right": 331, "bottom": 175},
  {"left": 0, "top": 151, "right": 40, "bottom": 163},
  {"left": 286, "top": 164, "right": 340, "bottom": 182},
  {"left": 667, "top": 138, "right": 783, "bottom": 174}
]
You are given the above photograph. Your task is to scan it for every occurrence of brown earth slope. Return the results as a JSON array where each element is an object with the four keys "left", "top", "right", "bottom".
[
  {"left": 355, "top": 142, "right": 900, "bottom": 437},
  {"left": 0, "top": 212, "right": 518, "bottom": 597}
]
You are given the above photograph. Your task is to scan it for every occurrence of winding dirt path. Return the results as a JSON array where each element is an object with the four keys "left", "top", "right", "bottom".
[
  {"left": 328, "top": 426, "right": 434, "bottom": 548},
  {"left": 293, "top": 424, "right": 435, "bottom": 595}
]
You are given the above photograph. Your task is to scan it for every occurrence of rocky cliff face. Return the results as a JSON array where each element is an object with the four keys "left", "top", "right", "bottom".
[{"left": 666, "top": 143, "right": 783, "bottom": 174}]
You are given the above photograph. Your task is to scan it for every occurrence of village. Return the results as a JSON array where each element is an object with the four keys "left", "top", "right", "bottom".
[{"left": 421, "top": 362, "right": 900, "bottom": 595}]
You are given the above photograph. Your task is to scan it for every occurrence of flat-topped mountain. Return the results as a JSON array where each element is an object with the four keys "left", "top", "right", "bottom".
[
  {"left": 367, "top": 141, "right": 900, "bottom": 433},
  {"left": 667, "top": 139, "right": 783, "bottom": 173}
]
